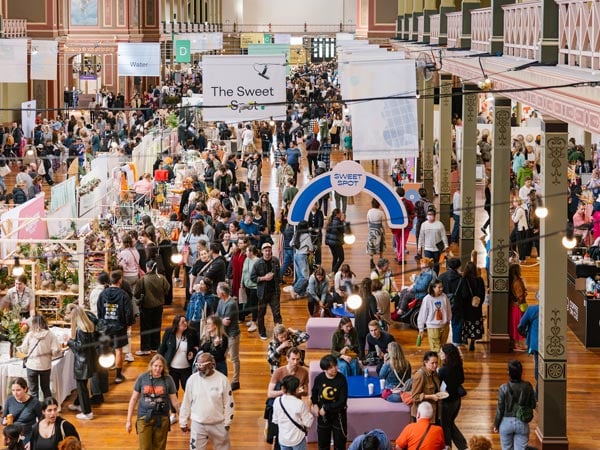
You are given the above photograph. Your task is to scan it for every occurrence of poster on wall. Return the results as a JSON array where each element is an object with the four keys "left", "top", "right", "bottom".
[
  {"left": 0, "top": 39, "right": 27, "bottom": 83},
  {"left": 31, "top": 40, "right": 58, "bottom": 80},
  {"left": 70, "top": 0, "right": 98, "bottom": 26},
  {"left": 202, "top": 55, "right": 286, "bottom": 122},
  {"left": 117, "top": 43, "right": 161, "bottom": 77}
]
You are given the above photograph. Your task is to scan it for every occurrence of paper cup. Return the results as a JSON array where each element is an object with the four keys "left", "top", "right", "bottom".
[
  {"left": 379, "top": 379, "right": 385, "bottom": 390},
  {"left": 368, "top": 383, "right": 374, "bottom": 395}
]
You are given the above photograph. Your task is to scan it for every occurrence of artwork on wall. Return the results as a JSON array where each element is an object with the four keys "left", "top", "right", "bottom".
[{"left": 71, "top": 0, "right": 98, "bottom": 26}]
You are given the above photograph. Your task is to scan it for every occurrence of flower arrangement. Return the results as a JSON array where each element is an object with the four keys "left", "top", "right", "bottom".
[{"left": 0, "top": 305, "right": 28, "bottom": 348}]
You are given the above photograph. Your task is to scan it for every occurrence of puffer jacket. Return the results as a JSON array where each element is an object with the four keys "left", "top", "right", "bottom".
[
  {"left": 325, "top": 217, "right": 344, "bottom": 246},
  {"left": 18, "top": 329, "right": 61, "bottom": 371}
]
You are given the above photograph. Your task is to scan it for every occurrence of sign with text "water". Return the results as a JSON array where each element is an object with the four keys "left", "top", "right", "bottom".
[{"left": 117, "top": 43, "right": 161, "bottom": 77}]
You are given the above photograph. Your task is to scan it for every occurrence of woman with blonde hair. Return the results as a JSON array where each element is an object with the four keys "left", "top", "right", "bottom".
[
  {"left": 65, "top": 304, "right": 97, "bottom": 420},
  {"left": 199, "top": 315, "right": 229, "bottom": 376},
  {"left": 379, "top": 341, "right": 412, "bottom": 402},
  {"left": 126, "top": 354, "right": 179, "bottom": 450}
]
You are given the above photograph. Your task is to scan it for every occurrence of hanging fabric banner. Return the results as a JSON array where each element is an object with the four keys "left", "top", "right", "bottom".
[
  {"left": 21, "top": 100, "right": 37, "bottom": 139},
  {"left": 117, "top": 43, "right": 161, "bottom": 77},
  {"left": 31, "top": 40, "right": 58, "bottom": 80},
  {"left": 0, "top": 39, "right": 27, "bottom": 82},
  {"left": 344, "top": 58, "right": 418, "bottom": 160}
]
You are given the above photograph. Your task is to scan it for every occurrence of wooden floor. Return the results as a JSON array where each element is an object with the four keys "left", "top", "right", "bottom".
[{"left": 22, "top": 154, "right": 600, "bottom": 449}]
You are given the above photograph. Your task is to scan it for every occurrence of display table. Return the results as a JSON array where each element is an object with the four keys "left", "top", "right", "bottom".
[
  {"left": 305, "top": 317, "right": 354, "bottom": 349},
  {"left": 308, "top": 361, "right": 377, "bottom": 392},
  {"left": 307, "top": 397, "right": 411, "bottom": 443},
  {"left": 567, "top": 258, "right": 600, "bottom": 347},
  {"left": 0, "top": 349, "right": 76, "bottom": 406},
  {"left": 347, "top": 375, "right": 381, "bottom": 398}
]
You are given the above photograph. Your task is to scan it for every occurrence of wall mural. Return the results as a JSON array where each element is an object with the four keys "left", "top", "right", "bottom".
[{"left": 71, "top": 0, "right": 98, "bottom": 26}]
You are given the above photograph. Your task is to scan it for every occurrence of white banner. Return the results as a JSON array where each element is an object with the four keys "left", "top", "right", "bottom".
[
  {"left": 176, "top": 33, "right": 224, "bottom": 52},
  {"left": 117, "top": 43, "right": 161, "bottom": 77},
  {"left": 202, "top": 55, "right": 286, "bottom": 122},
  {"left": 0, "top": 39, "right": 27, "bottom": 82},
  {"left": 274, "top": 33, "right": 291, "bottom": 44},
  {"left": 31, "top": 40, "right": 57, "bottom": 80},
  {"left": 338, "top": 50, "right": 401, "bottom": 100},
  {"left": 345, "top": 58, "right": 418, "bottom": 160},
  {"left": 21, "top": 100, "right": 36, "bottom": 139}
]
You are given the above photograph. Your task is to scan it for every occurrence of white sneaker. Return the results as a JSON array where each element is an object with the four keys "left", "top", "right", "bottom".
[
  {"left": 282, "top": 285, "right": 294, "bottom": 293},
  {"left": 68, "top": 404, "right": 81, "bottom": 412},
  {"left": 125, "top": 353, "right": 135, "bottom": 362},
  {"left": 76, "top": 412, "right": 94, "bottom": 420},
  {"left": 248, "top": 323, "right": 257, "bottom": 332},
  {"left": 170, "top": 413, "right": 177, "bottom": 425},
  {"left": 245, "top": 321, "right": 253, "bottom": 327}
]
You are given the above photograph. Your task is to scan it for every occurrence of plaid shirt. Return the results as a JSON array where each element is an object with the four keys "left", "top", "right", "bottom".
[
  {"left": 266, "top": 329, "right": 310, "bottom": 373},
  {"left": 318, "top": 143, "right": 331, "bottom": 170}
]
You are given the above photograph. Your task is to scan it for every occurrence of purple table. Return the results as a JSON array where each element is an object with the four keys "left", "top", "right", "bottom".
[{"left": 347, "top": 375, "right": 382, "bottom": 398}]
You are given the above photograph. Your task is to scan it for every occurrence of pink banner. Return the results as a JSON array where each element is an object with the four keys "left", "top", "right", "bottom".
[{"left": 17, "top": 195, "right": 48, "bottom": 239}]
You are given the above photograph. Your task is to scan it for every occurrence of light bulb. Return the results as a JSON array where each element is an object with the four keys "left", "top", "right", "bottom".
[
  {"left": 347, "top": 294, "right": 362, "bottom": 309},
  {"left": 535, "top": 206, "right": 548, "bottom": 218},
  {"left": 562, "top": 236, "right": 577, "bottom": 249},
  {"left": 171, "top": 253, "right": 183, "bottom": 265},
  {"left": 98, "top": 352, "right": 116, "bottom": 369},
  {"left": 343, "top": 234, "right": 356, "bottom": 245},
  {"left": 12, "top": 266, "right": 24, "bottom": 277}
]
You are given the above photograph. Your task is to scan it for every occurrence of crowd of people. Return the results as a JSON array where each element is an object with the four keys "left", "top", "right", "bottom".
[{"left": 0, "top": 57, "right": 550, "bottom": 450}]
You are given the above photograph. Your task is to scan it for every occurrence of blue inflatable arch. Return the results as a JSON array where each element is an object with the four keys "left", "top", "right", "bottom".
[{"left": 287, "top": 170, "right": 408, "bottom": 229}]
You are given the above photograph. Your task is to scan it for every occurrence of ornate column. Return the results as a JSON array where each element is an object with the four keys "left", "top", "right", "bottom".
[
  {"left": 438, "top": 72, "right": 453, "bottom": 231},
  {"left": 539, "top": 0, "right": 559, "bottom": 64},
  {"left": 438, "top": 0, "right": 456, "bottom": 45},
  {"left": 422, "top": 76, "right": 434, "bottom": 195},
  {"left": 459, "top": 0, "right": 481, "bottom": 49},
  {"left": 421, "top": 0, "right": 437, "bottom": 43},
  {"left": 489, "top": 95, "right": 511, "bottom": 353},
  {"left": 411, "top": 0, "right": 424, "bottom": 40},
  {"left": 535, "top": 119, "right": 569, "bottom": 450},
  {"left": 490, "top": 0, "right": 513, "bottom": 54},
  {"left": 397, "top": 0, "right": 406, "bottom": 39},
  {"left": 459, "top": 83, "right": 479, "bottom": 264}
]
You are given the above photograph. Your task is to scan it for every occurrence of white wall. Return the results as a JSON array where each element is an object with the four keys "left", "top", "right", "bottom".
[{"left": 222, "top": 0, "right": 356, "bottom": 27}]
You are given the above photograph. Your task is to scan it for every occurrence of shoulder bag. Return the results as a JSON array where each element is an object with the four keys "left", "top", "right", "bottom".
[
  {"left": 180, "top": 234, "right": 191, "bottom": 266},
  {"left": 507, "top": 384, "right": 534, "bottom": 423},
  {"left": 466, "top": 279, "right": 481, "bottom": 308},
  {"left": 22, "top": 339, "right": 41, "bottom": 369},
  {"left": 278, "top": 397, "right": 307, "bottom": 434},
  {"left": 129, "top": 248, "right": 145, "bottom": 277}
]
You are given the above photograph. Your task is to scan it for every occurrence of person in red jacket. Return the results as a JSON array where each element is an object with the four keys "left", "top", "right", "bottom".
[{"left": 395, "top": 402, "right": 446, "bottom": 450}]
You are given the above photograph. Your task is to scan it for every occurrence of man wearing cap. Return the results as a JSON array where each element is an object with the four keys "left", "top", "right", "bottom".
[
  {"left": 417, "top": 207, "right": 449, "bottom": 275},
  {"left": 251, "top": 242, "right": 283, "bottom": 340},
  {"left": 133, "top": 260, "right": 171, "bottom": 355}
]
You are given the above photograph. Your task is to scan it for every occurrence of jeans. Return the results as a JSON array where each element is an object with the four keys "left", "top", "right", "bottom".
[
  {"left": 337, "top": 358, "right": 360, "bottom": 377},
  {"left": 499, "top": 416, "right": 530, "bottom": 450},
  {"left": 441, "top": 397, "right": 468, "bottom": 449},
  {"left": 334, "top": 193, "right": 347, "bottom": 214},
  {"left": 451, "top": 213, "right": 460, "bottom": 243},
  {"left": 243, "top": 287, "right": 259, "bottom": 322},
  {"left": 279, "top": 248, "right": 294, "bottom": 279},
  {"left": 424, "top": 250, "right": 441, "bottom": 275},
  {"left": 451, "top": 316, "right": 464, "bottom": 345},
  {"left": 280, "top": 439, "right": 307, "bottom": 450},
  {"left": 292, "top": 252, "right": 310, "bottom": 295},
  {"left": 27, "top": 368, "right": 51, "bottom": 400}
]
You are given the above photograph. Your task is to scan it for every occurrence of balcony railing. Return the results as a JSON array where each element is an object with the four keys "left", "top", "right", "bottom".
[
  {"left": 1, "top": 18, "right": 27, "bottom": 38},
  {"left": 470, "top": 7, "right": 491, "bottom": 52},
  {"left": 557, "top": 0, "right": 600, "bottom": 69},
  {"left": 162, "top": 22, "right": 222, "bottom": 35},
  {"left": 220, "top": 23, "right": 356, "bottom": 34},
  {"left": 502, "top": 1, "right": 541, "bottom": 59},
  {"left": 446, "top": 11, "right": 462, "bottom": 48},
  {"left": 430, "top": 14, "right": 440, "bottom": 45},
  {"left": 418, "top": 15, "right": 424, "bottom": 42}
]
